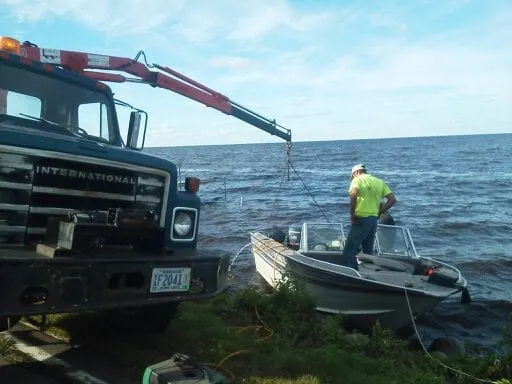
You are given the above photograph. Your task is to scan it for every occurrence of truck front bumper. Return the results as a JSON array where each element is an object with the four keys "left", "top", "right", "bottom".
[{"left": 0, "top": 247, "right": 231, "bottom": 317}]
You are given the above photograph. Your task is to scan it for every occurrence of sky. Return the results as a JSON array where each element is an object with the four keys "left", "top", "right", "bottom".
[{"left": 1, "top": 0, "right": 511, "bottom": 147}]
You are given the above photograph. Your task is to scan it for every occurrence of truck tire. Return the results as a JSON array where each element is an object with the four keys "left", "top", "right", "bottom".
[
  {"left": 105, "top": 302, "right": 180, "bottom": 333},
  {"left": 0, "top": 316, "right": 21, "bottom": 332}
]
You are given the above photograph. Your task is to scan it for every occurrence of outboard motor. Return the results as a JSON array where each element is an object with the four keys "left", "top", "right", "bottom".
[
  {"left": 287, "top": 225, "right": 302, "bottom": 250},
  {"left": 378, "top": 212, "right": 395, "bottom": 225},
  {"left": 268, "top": 227, "right": 286, "bottom": 243}
]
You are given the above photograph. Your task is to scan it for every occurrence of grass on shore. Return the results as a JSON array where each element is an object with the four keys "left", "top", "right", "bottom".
[{"left": 3, "top": 276, "right": 512, "bottom": 384}]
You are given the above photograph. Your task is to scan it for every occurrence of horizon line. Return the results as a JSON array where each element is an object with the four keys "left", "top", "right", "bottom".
[{"left": 144, "top": 131, "right": 511, "bottom": 149}]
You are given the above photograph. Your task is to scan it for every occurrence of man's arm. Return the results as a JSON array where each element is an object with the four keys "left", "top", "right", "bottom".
[{"left": 378, "top": 192, "right": 397, "bottom": 216}]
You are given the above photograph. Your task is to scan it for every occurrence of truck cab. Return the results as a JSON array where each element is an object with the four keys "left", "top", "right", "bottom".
[{"left": 0, "top": 37, "right": 233, "bottom": 331}]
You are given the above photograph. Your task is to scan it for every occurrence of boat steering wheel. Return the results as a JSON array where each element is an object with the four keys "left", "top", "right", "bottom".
[
  {"left": 311, "top": 243, "right": 329, "bottom": 251},
  {"left": 69, "top": 126, "right": 89, "bottom": 137}
]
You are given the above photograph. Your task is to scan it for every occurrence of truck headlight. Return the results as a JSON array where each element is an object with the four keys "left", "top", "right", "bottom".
[
  {"left": 171, "top": 207, "right": 197, "bottom": 241},
  {"left": 174, "top": 212, "right": 192, "bottom": 236}
]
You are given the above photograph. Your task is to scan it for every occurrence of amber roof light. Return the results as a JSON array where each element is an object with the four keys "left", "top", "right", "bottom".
[{"left": 0, "top": 37, "right": 21, "bottom": 54}]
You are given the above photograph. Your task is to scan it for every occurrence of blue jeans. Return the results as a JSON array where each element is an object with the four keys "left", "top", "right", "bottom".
[{"left": 342, "top": 216, "right": 378, "bottom": 270}]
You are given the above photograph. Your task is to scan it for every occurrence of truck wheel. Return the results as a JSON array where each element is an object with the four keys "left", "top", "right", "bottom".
[
  {"left": 0, "top": 316, "right": 21, "bottom": 332},
  {"left": 106, "top": 302, "right": 180, "bottom": 333}
]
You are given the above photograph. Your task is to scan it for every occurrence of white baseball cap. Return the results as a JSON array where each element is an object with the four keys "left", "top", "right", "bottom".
[{"left": 351, "top": 163, "right": 366, "bottom": 174}]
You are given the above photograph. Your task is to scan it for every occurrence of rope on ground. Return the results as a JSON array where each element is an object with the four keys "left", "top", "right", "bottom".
[
  {"left": 205, "top": 305, "right": 275, "bottom": 383},
  {"left": 254, "top": 305, "right": 274, "bottom": 342},
  {"left": 403, "top": 286, "right": 494, "bottom": 383},
  {"left": 231, "top": 304, "right": 275, "bottom": 343},
  {"left": 204, "top": 350, "right": 245, "bottom": 383}
]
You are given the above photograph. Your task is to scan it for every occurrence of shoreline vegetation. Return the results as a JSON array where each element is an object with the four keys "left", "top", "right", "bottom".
[{"left": 1, "top": 277, "right": 511, "bottom": 384}]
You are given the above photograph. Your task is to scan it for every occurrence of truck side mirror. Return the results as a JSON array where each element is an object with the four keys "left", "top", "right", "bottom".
[{"left": 127, "top": 111, "right": 142, "bottom": 149}]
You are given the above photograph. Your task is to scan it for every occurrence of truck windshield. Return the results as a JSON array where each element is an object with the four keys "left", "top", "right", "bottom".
[{"left": 0, "top": 62, "right": 117, "bottom": 144}]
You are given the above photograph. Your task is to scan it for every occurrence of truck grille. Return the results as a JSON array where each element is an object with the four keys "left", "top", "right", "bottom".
[{"left": 0, "top": 146, "right": 169, "bottom": 245}]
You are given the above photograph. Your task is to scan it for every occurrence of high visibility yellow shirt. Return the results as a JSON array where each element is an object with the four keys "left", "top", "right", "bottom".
[{"left": 348, "top": 174, "right": 392, "bottom": 217}]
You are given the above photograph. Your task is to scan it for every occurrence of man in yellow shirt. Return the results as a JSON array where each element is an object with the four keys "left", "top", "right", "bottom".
[{"left": 342, "top": 164, "right": 397, "bottom": 270}]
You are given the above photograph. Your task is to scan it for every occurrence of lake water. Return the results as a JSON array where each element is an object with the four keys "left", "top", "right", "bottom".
[{"left": 147, "top": 133, "right": 512, "bottom": 354}]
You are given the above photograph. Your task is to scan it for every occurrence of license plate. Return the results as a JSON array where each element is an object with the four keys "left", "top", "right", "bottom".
[{"left": 150, "top": 267, "right": 191, "bottom": 293}]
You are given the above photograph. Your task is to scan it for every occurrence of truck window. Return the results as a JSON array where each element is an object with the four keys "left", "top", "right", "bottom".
[
  {"left": 4, "top": 91, "right": 41, "bottom": 117},
  {"left": 78, "top": 102, "right": 110, "bottom": 141},
  {"left": 0, "top": 62, "right": 119, "bottom": 145}
]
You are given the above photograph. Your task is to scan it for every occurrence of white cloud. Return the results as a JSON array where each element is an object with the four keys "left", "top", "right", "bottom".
[
  {"left": 1, "top": 0, "right": 186, "bottom": 34},
  {"left": 1, "top": 0, "right": 510, "bottom": 146},
  {"left": 225, "top": 0, "right": 331, "bottom": 41},
  {"left": 209, "top": 56, "right": 252, "bottom": 71},
  {"left": 0, "top": 0, "right": 330, "bottom": 43},
  {"left": 341, "top": 47, "right": 510, "bottom": 93},
  {"left": 213, "top": 42, "right": 511, "bottom": 107}
]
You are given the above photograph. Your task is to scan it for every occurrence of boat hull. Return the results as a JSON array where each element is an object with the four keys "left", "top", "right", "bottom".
[{"left": 251, "top": 232, "right": 462, "bottom": 331}]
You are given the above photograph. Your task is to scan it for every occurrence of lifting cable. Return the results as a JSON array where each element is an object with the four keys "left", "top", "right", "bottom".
[
  {"left": 286, "top": 141, "right": 291, "bottom": 182},
  {"left": 267, "top": 142, "right": 331, "bottom": 228},
  {"left": 288, "top": 160, "right": 331, "bottom": 223}
]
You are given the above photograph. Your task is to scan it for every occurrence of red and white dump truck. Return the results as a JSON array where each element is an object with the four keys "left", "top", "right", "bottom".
[{"left": 0, "top": 36, "right": 292, "bottom": 332}]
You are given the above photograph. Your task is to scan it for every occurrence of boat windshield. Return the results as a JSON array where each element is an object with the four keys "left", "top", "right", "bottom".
[
  {"left": 301, "top": 222, "right": 418, "bottom": 258},
  {"left": 302, "top": 223, "right": 345, "bottom": 252},
  {"left": 375, "top": 224, "right": 418, "bottom": 258}
]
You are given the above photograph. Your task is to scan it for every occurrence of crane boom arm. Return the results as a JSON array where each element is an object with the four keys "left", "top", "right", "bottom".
[{"left": 17, "top": 42, "right": 292, "bottom": 143}]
